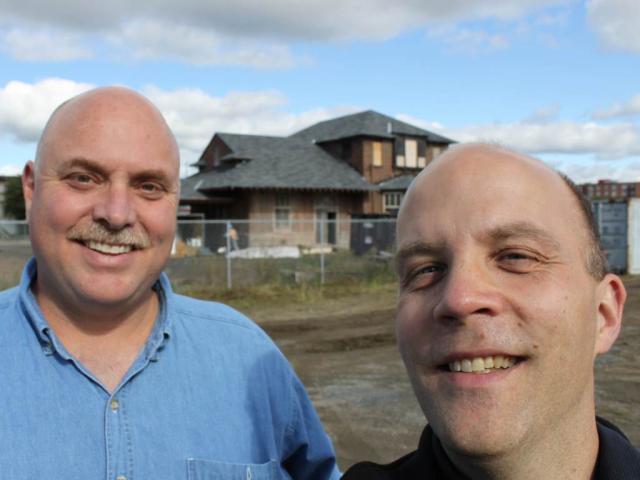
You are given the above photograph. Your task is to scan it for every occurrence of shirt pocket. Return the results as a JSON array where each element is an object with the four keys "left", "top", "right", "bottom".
[{"left": 186, "top": 458, "right": 279, "bottom": 480}]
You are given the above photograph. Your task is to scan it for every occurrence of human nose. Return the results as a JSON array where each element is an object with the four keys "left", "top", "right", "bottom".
[
  {"left": 92, "top": 182, "right": 137, "bottom": 230},
  {"left": 432, "top": 257, "right": 505, "bottom": 323}
]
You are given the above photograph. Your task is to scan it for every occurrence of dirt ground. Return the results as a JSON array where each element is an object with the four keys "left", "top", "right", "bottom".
[{"left": 249, "top": 281, "right": 640, "bottom": 470}]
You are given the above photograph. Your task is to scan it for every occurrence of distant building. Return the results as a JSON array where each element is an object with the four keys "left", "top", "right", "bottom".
[
  {"left": 579, "top": 180, "right": 640, "bottom": 201},
  {"left": 180, "top": 110, "right": 455, "bottom": 249},
  {"left": 0, "top": 176, "right": 10, "bottom": 219}
]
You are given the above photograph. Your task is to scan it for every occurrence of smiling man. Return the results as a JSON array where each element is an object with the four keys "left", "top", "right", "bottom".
[
  {"left": 344, "top": 144, "right": 640, "bottom": 479},
  {"left": 0, "top": 87, "right": 340, "bottom": 479}
]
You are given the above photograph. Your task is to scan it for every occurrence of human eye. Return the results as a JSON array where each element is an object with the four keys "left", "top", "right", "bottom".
[
  {"left": 402, "top": 262, "right": 446, "bottom": 290},
  {"left": 64, "top": 171, "right": 100, "bottom": 189},
  {"left": 496, "top": 249, "right": 541, "bottom": 273},
  {"left": 137, "top": 181, "right": 166, "bottom": 199}
]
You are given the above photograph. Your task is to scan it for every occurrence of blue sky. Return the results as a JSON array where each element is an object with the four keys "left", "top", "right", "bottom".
[{"left": 0, "top": 0, "right": 639, "bottom": 181}]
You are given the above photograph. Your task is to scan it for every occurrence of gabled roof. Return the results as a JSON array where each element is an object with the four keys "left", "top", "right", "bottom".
[
  {"left": 378, "top": 174, "right": 416, "bottom": 191},
  {"left": 182, "top": 133, "right": 373, "bottom": 197},
  {"left": 290, "top": 110, "right": 455, "bottom": 144}
]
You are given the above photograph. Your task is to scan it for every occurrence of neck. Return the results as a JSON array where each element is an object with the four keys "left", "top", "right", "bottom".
[
  {"left": 33, "top": 281, "right": 160, "bottom": 392},
  {"left": 33, "top": 279, "right": 160, "bottom": 339},
  {"left": 444, "top": 397, "right": 600, "bottom": 480}
]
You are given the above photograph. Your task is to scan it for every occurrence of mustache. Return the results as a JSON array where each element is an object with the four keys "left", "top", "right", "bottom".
[{"left": 67, "top": 221, "right": 151, "bottom": 249}]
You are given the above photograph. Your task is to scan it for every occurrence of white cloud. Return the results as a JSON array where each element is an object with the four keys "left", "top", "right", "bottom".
[
  {"left": 0, "top": 0, "right": 573, "bottom": 65},
  {"left": 9, "top": 78, "right": 638, "bottom": 183},
  {"left": 0, "top": 1, "right": 573, "bottom": 41},
  {"left": 108, "top": 19, "right": 300, "bottom": 68},
  {"left": 0, "top": 164, "right": 22, "bottom": 176},
  {"left": 141, "top": 85, "right": 359, "bottom": 176},
  {"left": 534, "top": 9, "right": 570, "bottom": 26},
  {"left": 555, "top": 156, "right": 640, "bottom": 182},
  {"left": 427, "top": 25, "right": 509, "bottom": 54},
  {"left": 0, "top": 78, "right": 94, "bottom": 143},
  {"left": 593, "top": 93, "right": 640, "bottom": 119},
  {"left": 397, "top": 113, "right": 640, "bottom": 160},
  {"left": 447, "top": 121, "right": 640, "bottom": 159},
  {"left": 1, "top": 27, "right": 93, "bottom": 61},
  {"left": 587, "top": 0, "right": 640, "bottom": 53},
  {"left": 0, "top": 78, "right": 360, "bottom": 176},
  {"left": 523, "top": 104, "right": 561, "bottom": 123},
  {"left": 142, "top": 85, "right": 358, "bottom": 156}
]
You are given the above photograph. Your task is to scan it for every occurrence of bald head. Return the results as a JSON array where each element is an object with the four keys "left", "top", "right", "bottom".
[
  {"left": 398, "top": 143, "right": 606, "bottom": 279},
  {"left": 35, "top": 86, "right": 179, "bottom": 173},
  {"left": 23, "top": 86, "right": 181, "bottom": 316}
]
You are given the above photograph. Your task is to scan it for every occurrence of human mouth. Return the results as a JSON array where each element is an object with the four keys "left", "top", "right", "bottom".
[
  {"left": 447, "top": 355, "right": 518, "bottom": 374},
  {"left": 85, "top": 241, "right": 134, "bottom": 255}
]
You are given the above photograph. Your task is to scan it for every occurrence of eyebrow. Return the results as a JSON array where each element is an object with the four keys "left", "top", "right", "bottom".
[
  {"left": 58, "top": 157, "right": 174, "bottom": 186},
  {"left": 395, "top": 241, "right": 446, "bottom": 274},
  {"left": 58, "top": 157, "right": 109, "bottom": 177},
  {"left": 485, "top": 221, "right": 561, "bottom": 251}
]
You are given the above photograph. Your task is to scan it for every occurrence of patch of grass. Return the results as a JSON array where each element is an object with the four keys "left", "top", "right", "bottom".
[{"left": 176, "top": 276, "right": 397, "bottom": 315}]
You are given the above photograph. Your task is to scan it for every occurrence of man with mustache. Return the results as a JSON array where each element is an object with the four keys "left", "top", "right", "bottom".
[
  {"left": 0, "top": 87, "right": 340, "bottom": 479},
  {"left": 344, "top": 144, "right": 640, "bottom": 479}
]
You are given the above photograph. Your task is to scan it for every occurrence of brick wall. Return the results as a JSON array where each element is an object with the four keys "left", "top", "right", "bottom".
[{"left": 247, "top": 190, "right": 359, "bottom": 248}]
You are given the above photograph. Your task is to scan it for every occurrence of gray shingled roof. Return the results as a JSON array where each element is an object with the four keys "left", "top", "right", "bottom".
[
  {"left": 291, "top": 110, "right": 455, "bottom": 144},
  {"left": 378, "top": 174, "right": 416, "bottom": 191},
  {"left": 180, "top": 171, "right": 211, "bottom": 201},
  {"left": 181, "top": 133, "right": 373, "bottom": 197}
]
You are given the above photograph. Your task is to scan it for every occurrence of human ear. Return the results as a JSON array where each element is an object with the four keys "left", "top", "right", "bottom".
[
  {"left": 22, "top": 161, "right": 35, "bottom": 220},
  {"left": 594, "top": 273, "right": 626, "bottom": 355}
]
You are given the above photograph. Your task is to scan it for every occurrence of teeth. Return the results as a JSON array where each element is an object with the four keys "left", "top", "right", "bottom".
[
  {"left": 471, "top": 358, "right": 484, "bottom": 372},
  {"left": 448, "top": 355, "right": 518, "bottom": 374},
  {"left": 86, "top": 241, "right": 133, "bottom": 255},
  {"left": 494, "top": 355, "right": 504, "bottom": 368},
  {"left": 461, "top": 359, "right": 472, "bottom": 373}
]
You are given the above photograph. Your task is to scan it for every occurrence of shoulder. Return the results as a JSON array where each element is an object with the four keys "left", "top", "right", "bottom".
[
  {"left": 0, "top": 286, "right": 19, "bottom": 311},
  {"left": 167, "top": 292, "right": 285, "bottom": 359},
  {"left": 170, "top": 293, "right": 270, "bottom": 337},
  {"left": 343, "top": 451, "right": 426, "bottom": 480},
  {"left": 595, "top": 417, "right": 640, "bottom": 479},
  {"left": 343, "top": 426, "right": 439, "bottom": 480}
]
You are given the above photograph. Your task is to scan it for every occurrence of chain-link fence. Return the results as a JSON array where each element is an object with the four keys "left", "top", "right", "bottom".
[
  {"left": 171, "top": 218, "right": 397, "bottom": 289},
  {"left": 0, "top": 218, "right": 398, "bottom": 290}
]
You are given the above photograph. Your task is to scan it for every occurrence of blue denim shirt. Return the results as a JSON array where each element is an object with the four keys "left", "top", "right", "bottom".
[{"left": 0, "top": 259, "right": 340, "bottom": 479}]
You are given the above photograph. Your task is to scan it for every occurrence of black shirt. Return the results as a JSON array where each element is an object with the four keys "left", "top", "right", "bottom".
[{"left": 342, "top": 417, "right": 640, "bottom": 479}]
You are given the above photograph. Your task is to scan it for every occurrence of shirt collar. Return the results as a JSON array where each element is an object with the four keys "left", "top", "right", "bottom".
[{"left": 18, "top": 257, "right": 173, "bottom": 357}]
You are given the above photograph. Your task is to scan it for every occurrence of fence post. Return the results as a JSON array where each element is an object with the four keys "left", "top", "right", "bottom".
[
  {"left": 319, "top": 219, "right": 325, "bottom": 285},
  {"left": 225, "top": 221, "right": 232, "bottom": 289}
]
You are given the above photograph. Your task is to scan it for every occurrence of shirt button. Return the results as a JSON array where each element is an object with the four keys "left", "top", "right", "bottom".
[{"left": 110, "top": 399, "right": 120, "bottom": 411}]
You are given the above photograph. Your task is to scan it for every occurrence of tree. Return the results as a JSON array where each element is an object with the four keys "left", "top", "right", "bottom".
[{"left": 3, "top": 176, "right": 25, "bottom": 219}]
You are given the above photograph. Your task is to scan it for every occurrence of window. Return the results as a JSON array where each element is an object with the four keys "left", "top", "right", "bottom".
[
  {"left": 372, "top": 141, "right": 383, "bottom": 167},
  {"left": 343, "top": 141, "right": 352, "bottom": 161},
  {"left": 274, "top": 192, "right": 291, "bottom": 230},
  {"left": 405, "top": 139, "right": 417, "bottom": 168},
  {"left": 395, "top": 137, "right": 405, "bottom": 167},
  {"left": 417, "top": 141, "right": 426, "bottom": 167},
  {"left": 383, "top": 192, "right": 403, "bottom": 213}
]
